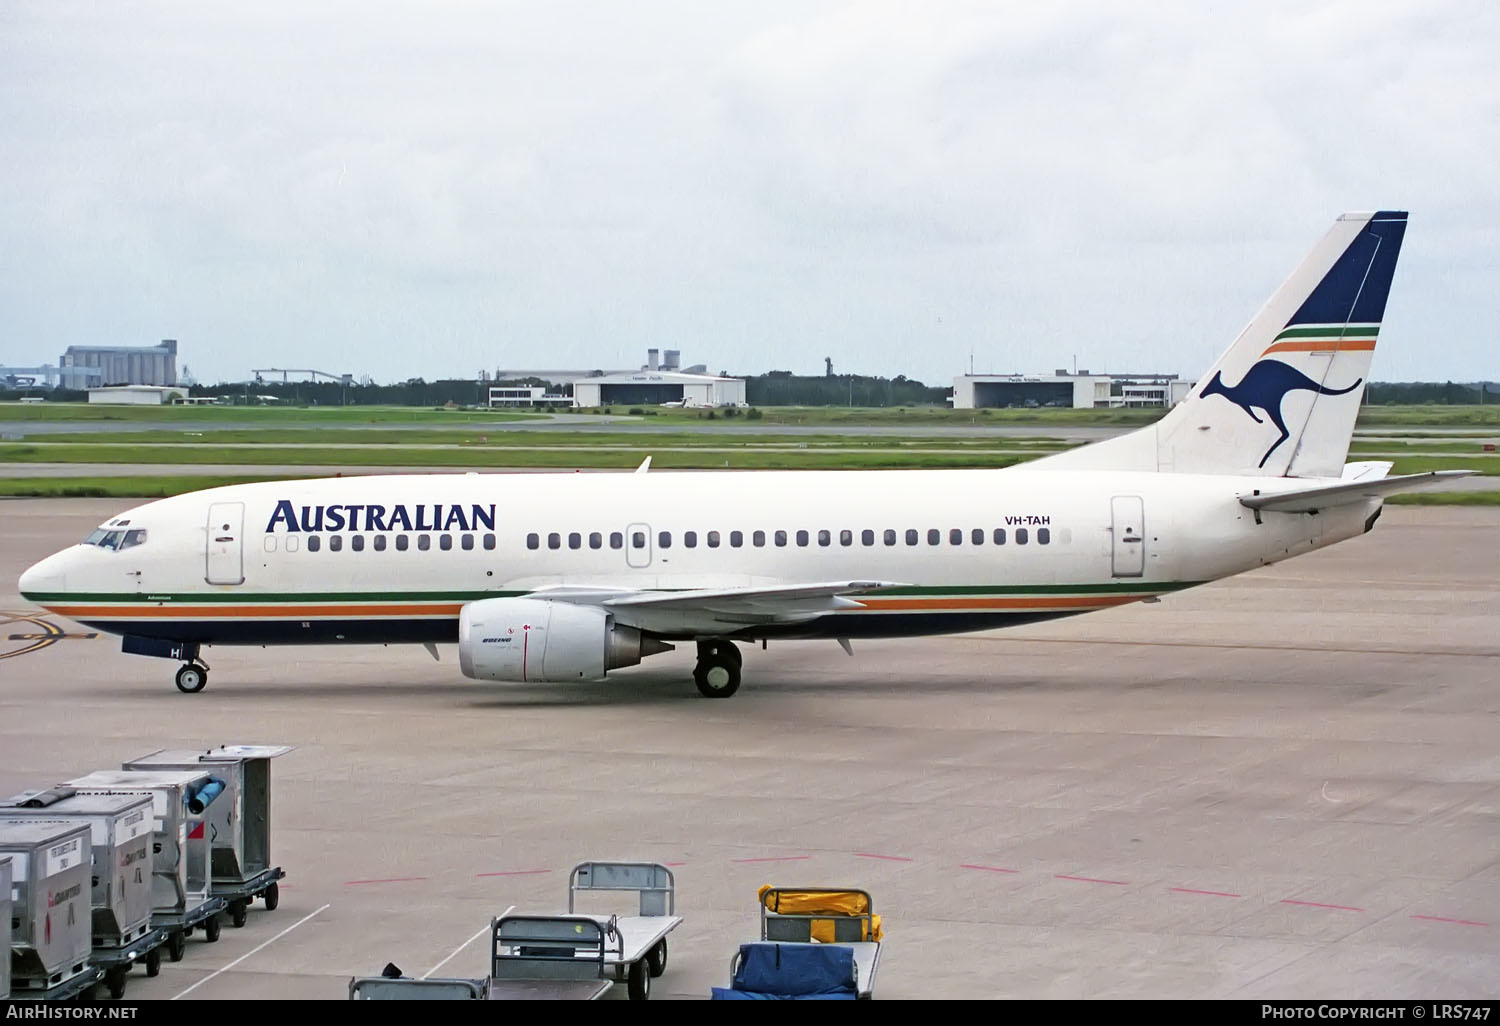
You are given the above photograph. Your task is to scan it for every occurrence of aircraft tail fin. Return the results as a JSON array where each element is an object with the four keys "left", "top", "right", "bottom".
[{"left": 1033, "top": 211, "right": 1408, "bottom": 478}]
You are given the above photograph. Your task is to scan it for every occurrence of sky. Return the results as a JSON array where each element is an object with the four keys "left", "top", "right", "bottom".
[{"left": 2, "top": 0, "right": 1497, "bottom": 387}]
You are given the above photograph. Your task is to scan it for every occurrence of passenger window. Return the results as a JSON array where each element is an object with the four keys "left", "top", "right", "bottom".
[
  {"left": 263, "top": 536, "right": 276, "bottom": 554},
  {"left": 462, "top": 534, "right": 475, "bottom": 551},
  {"left": 884, "top": 529, "right": 897, "bottom": 546},
  {"left": 374, "top": 535, "right": 387, "bottom": 551},
  {"left": 632, "top": 531, "right": 647, "bottom": 548},
  {"left": 286, "top": 535, "right": 299, "bottom": 553},
  {"left": 484, "top": 534, "right": 496, "bottom": 550},
  {"left": 774, "top": 530, "right": 787, "bottom": 547},
  {"left": 307, "top": 535, "right": 321, "bottom": 552},
  {"left": 440, "top": 534, "right": 453, "bottom": 551},
  {"left": 707, "top": 531, "right": 720, "bottom": 548},
  {"left": 905, "top": 529, "right": 918, "bottom": 546},
  {"left": 796, "top": 530, "right": 809, "bottom": 547},
  {"left": 839, "top": 529, "right": 852, "bottom": 546},
  {"left": 927, "top": 529, "right": 940, "bottom": 546},
  {"left": 972, "top": 528, "right": 984, "bottom": 545},
  {"left": 949, "top": 529, "right": 962, "bottom": 545},
  {"left": 993, "top": 528, "right": 1006, "bottom": 545},
  {"left": 395, "top": 535, "right": 408, "bottom": 551},
  {"left": 658, "top": 531, "right": 672, "bottom": 549},
  {"left": 568, "top": 532, "right": 581, "bottom": 549},
  {"left": 418, "top": 535, "right": 432, "bottom": 551},
  {"left": 861, "top": 529, "right": 874, "bottom": 546},
  {"left": 730, "top": 530, "right": 743, "bottom": 548},
  {"left": 588, "top": 532, "right": 601, "bottom": 549},
  {"left": 351, "top": 535, "right": 365, "bottom": 552},
  {"left": 610, "top": 532, "right": 623, "bottom": 549},
  {"left": 818, "top": 530, "right": 831, "bottom": 547},
  {"left": 1038, "top": 528, "right": 1050, "bottom": 545},
  {"left": 527, "top": 533, "right": 539, "bottom": 550},
  {"left": 684, "top": 531, "right": 697, "bottom": 548},
  {"left": 330, "top": 535, "right": 343, "bottom": 552},
  {"left": 753, "top": 530, "right": 766, "bottom": 547},
  {"left": 1015, "top": 528, "right": 1028, "bottom": 545},
  {"left": 119, "top": 529, "right": 148, "bottom": 551},
  {"left": 547, "top": 533, "right": 561, "bottom": 550}
]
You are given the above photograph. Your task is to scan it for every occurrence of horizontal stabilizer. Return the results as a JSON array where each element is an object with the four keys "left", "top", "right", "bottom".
[{"left": 1240, "top": 471, "right": 1474, "bottom": 514}]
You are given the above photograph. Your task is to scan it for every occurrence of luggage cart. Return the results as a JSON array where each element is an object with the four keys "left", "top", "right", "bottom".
[
  {"left": 0, "top": 788, "right": 161, "bottom": 997},
  {"left": 565, "top": 861, "right": 682, "bottom": 1000},
  {"left": 713, "top": 886, "right": 882, "bottom": 1000},
  {"left": 59, "top": 770, "right": 228, "bottom": 962},
  {"left": 123, "top": 745, "right": 293, "bottom": 928},
  {"left": 1, "top": 821, "right": 99, "bottom": 1001}
]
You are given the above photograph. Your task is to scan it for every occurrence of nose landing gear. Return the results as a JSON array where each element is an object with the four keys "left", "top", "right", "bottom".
[
  {"left": 693, "top": 640, "right": 742, "bottom": 698},
  {"left": 175, "top": 660, "right": 210, "bottom": 693}
]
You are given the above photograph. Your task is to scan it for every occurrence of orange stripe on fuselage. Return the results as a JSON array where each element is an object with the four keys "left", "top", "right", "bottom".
[
  {"left": 1261, "top": 339, "right": 1377, "bottom": 356},
  {"left": 45, "top": 603, "right": 465, "bottom": 619}
]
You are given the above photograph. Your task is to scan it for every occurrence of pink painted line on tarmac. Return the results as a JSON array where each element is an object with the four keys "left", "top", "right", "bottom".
[
  {"left": 1280, "top": 898, "right": 1364, "bottom": 912},
  {"left": 345, "top": 876, "right": 428, "bottom": 885},
  {"left": 1411, "top": 914, "right": 1489, "bottom": 927},
  {"left": 665, "top": 862, "right": 687, "bottom": 867},
  {"left": 854, "top": 853, "right": 913, "bottom": 862},
  {"left": 959, "top": 864, "right": 1020, "bottom": 874},
  {"left": 1170, "top": 887, "right": 1242, "bottom": 898},
  {"left": 730, "top": 855, "right": 812, "bottom": 863},
  {"left": 475, "top": 869, "right": 552, "bottom": 878},
  {"left": 1056, "top": 874, "right": 1129, "bottom": 886}
]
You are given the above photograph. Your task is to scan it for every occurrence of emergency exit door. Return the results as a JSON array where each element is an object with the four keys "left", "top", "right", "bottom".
[
  {"left": 1110, "top": 495, "right": 1145, "bottom": 578},
  {"left": 206, "top": 502, "right": 246, "bottom": 585}
]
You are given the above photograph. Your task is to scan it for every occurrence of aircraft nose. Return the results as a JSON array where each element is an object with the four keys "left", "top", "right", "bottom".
[{"left": 19, "top": 553, "right": 65, "bottom": 600}]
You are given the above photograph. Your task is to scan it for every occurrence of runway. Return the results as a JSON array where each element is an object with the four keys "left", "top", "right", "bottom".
[{"left": 1, "top": 498, "right": 1496, "bottom": 1000}]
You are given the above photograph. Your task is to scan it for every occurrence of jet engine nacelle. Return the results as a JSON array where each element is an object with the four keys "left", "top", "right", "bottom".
[{"left": 457, "top": 597, "right": 671, "bottom": 682}]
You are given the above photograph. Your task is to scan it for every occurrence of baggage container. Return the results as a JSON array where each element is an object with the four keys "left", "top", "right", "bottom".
[
  {"left": 123, "top": 745, "right": 293, "bottom": 926},
  {"left": 0, "top": 820, "right": 93, "bottom": 993},
  {"left": 0, "top": 789, "right": 155, "bottom": 948},
  {"left": 59, "top": 770, "right": 227, "bottom": 959},
  {"left": 1, "top": 857, "right": 11, "bottom": 999}
]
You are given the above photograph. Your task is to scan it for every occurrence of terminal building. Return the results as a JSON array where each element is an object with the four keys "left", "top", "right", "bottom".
[
  {"left": 952, "top": 370, "right": 1192, "bottom": 410},
  {"left": 61, "top": 339, "right": 178, "bottom": 387}
]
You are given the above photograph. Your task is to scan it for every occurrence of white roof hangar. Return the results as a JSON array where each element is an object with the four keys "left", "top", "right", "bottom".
[{"left": 572, "top": 370, "right": 745, "bottom": 409}]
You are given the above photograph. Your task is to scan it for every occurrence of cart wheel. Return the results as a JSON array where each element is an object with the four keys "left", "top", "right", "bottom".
[
  {"left": 647, "top": 938, "right": 668, "bottom": 978},
  {"left": 627, "top": 959, "right": 650, "bottom": 1001},
  {"left": 262, "top": 881, "right": 279, "bottom": 911},
  {"left": 204, "top": 914, "right": 222, "bottom": 942},
  {"left": 167, "top": 931, "right": 186, "bottom": 962},
  {"left": 231, "top": 901, "right": 248, "bottom": 928},
  {"left": 145, "top": 946, "right": 162, "bottom": 977},
  {"left": 107, "top": 967, "right": 128, "bottom": 999}
]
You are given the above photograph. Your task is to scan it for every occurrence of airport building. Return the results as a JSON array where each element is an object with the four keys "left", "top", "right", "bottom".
[
  {"left": 61, "top": 339, "right": 178, "bottom": 388},
  {"left": 952, "top": 370, "right": 1192, "bottom": 410},
  {"left": 86, "top": 385, "right": 187, "bottom": 405},
  {"left": 572, "top": 370, "right": 746, "bottom": 409},
  {"left": 487, "top": 385, "right": 572, "bottom": 408}
]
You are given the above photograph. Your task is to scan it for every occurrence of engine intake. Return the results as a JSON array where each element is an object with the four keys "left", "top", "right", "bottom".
[{"left": 458, "top": 597, "right": 672, "bottom": 682}]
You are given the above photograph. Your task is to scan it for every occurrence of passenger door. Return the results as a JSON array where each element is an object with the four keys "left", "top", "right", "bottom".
[
  {"left": 1110, "top": 496, "right": 1145, "bottom": 578},
  {"left": 205, "top": 502, "right": 246, "bottom": 585}
]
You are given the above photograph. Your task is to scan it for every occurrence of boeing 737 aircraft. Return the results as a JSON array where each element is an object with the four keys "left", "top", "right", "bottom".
[{"left": 19, "top": 211, "right": 1469, "bottom": 697}]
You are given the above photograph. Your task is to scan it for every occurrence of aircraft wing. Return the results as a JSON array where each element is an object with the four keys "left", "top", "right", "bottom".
[
  {"left": 1239, "top": 470, "right": 1475, "bottom": 514},
  {"left": 526, "top": 580, "right": 902, "bottom": 632}
]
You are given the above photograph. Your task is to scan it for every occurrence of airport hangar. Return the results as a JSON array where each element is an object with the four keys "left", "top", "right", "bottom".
[
  {"left": 572, "top": 370, "right": 747, "bottom": 408},
  {"left": 953, "top": 371, "right": 1193, "bottom": 409}
]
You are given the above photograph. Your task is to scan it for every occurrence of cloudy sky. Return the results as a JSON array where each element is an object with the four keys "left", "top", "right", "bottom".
[{"left": 2, "top": 1, "right": 1496, "bottom": 386}]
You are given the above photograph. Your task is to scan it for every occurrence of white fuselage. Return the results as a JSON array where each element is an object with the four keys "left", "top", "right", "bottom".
[{"left": 19, "top": 466, "right": 1372, "bottom": 648}]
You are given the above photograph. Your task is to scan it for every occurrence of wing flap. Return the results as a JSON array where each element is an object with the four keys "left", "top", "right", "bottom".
[{"left": 1240, "top": 470, "right": 1474, "bottom": 513}]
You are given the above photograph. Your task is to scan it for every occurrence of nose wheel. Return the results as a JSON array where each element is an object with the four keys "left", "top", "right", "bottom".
[
  {"left": 175, "top": 661, "right": 210, "bottom": 693},
  {"left": 693, "top": 640, "right": 742, "bottom": 698}
]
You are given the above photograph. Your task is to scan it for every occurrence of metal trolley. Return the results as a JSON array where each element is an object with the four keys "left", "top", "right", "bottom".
[{"left": 715, "top": 886, "right": 882, "bottom": 1000}]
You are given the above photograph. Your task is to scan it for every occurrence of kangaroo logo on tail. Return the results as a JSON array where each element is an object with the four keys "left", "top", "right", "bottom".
[{"left": 1200, "top": 360, "right": 1363, "bottom": 468}]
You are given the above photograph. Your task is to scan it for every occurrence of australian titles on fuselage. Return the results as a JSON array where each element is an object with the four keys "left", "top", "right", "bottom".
[{"left": 265, "top": 501, "right": 497, "bottom": 534}]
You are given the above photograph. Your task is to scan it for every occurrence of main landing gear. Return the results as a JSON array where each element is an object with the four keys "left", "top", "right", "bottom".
[
  {"left": 175, "top": 659, "right": 210, "bottom": 694},
  {"left": 693, "top": 640, "right": 742, "bottom": 699}
]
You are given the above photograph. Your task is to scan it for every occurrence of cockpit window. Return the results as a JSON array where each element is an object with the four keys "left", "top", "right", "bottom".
[
  {"left": 118, "top": 529, "right": 147, "bottom": 551},
  {"left": 97, "top": 530, "right": 125, "bottom": 550},
  {"left": 83, "top": 528, "right": 144, "bottom": 550},
  {"left": 83, "top": 529, "right": 109, "bottom": 546}
]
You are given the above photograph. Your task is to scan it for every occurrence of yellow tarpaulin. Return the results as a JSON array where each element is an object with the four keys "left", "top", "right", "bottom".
[{"left": 759, "top": 886, "right": 884, "bottom": 942}]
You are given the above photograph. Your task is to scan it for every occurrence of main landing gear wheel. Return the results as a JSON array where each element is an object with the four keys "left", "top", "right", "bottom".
[
  {"left": 175, "top": 663, "right": 208, "bottom": 693},
  {"left": 694, "top": 641, "right": 741, "bottom": 699}
]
